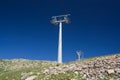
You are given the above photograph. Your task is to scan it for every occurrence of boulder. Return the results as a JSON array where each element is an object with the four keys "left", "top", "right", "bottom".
[
  {"left": 107, "top": 69, "right": 115, "bottom": 74},
  {"left": 25, "top": 75, "right": 37, "bottom": 80}
]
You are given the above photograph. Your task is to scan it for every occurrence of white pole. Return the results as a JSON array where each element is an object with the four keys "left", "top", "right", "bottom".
[
  {"left": 58, "top": 22, "right": 62, "bottom": 64},
  {"left": 78, "top": 55, "right": 80, "bottom": 60}
]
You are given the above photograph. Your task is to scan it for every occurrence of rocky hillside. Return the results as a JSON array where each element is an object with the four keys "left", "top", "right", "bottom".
[{"left": 0, "top": 53, "right": 120, "bottom": 80}]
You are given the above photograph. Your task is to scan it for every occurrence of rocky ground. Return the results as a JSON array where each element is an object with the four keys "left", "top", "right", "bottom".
[
  {"left": 0, "top": 53, "right": 120, "bottom": 80},
  {"left": 43, "top": 54, "right": 120, "bottom": 80}
]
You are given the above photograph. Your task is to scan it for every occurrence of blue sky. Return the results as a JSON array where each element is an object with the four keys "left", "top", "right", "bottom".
[{"left": 0, "top": 0, "right": 120, "bottom": 62}]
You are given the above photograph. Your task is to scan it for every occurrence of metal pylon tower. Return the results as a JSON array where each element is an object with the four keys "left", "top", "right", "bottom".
[
  {"left": 76, "top": 51, "right": 83, "bottom": 60},
  {"left": 50, "top": 14, "right": 70, "bottom": 63}
]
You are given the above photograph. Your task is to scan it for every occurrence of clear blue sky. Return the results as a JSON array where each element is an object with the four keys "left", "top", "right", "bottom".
[{"left": 0, "top": 0, "right": 120, "bottom": 62}]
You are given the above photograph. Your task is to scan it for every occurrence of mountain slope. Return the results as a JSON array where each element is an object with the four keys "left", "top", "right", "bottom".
[{"left": 0, "top": 53, "right": 120, "bottom": 80}]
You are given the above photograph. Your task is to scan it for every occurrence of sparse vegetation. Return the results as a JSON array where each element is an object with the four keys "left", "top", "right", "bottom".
[
  {"left": 0, "top": 53, "right": 120, "bottom": 80},
  {"left": 49, "top": 72, "right": 82, "bottom": 80}
]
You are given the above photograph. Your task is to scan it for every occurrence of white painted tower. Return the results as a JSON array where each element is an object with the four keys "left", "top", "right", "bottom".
[
  {"left": 58, "top": 22, "right": 62, "bottom": 63},
  {"left": 51, "top": 14, "right": 70, "bottom": 64},
  {"left": 76, "top": 51, "right": 83, "bottom": 60}
]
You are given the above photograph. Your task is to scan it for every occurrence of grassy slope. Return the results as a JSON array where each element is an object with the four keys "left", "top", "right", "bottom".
[
  {"left": 0, "top": 53, "right": 120, "bottom": 80},
  {"left": 0, "top": 60, "right": 57, "bottom": 80}
]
